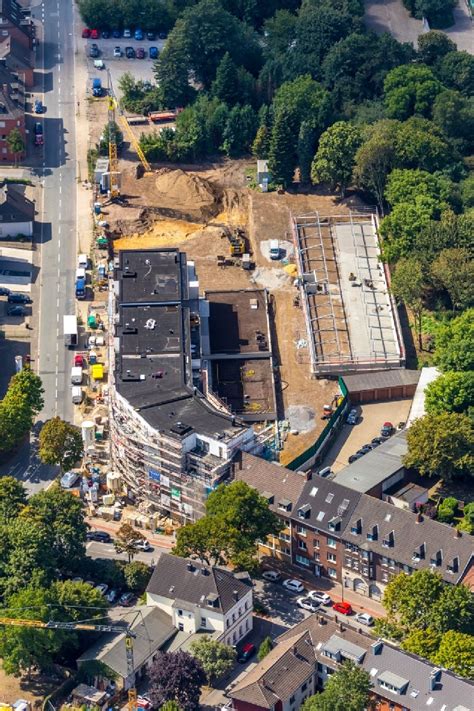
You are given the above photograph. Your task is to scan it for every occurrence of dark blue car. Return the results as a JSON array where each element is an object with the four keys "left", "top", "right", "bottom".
[
  {"left": 149, "top": 46, "right": 158, "bottom": 59},
  {"left": 134, "top": 28, "right": 144, "bottom": 40}
]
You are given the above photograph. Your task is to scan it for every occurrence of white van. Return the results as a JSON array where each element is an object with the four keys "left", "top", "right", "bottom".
[
  {"left": 78, "top": 254, "right": 89, "bottom": 269},
  {"left": 71, "top": 366, "right": 83, "bottom": 385},
  {"left": 72, "top": 385, "right": 83, "bottom": 404},
  {"left": 76, "top": 267, "right": 86, "bottom": 280},
  {"left": 269, "top": 239, "right": 280, "bottom": 260}
]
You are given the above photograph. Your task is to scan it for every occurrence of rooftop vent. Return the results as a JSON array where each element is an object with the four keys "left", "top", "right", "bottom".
[{"left": 144, "top": 318, "right": 156, "bottom": 330}]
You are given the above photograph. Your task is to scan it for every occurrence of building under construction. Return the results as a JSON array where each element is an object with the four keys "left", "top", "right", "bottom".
[{"left": 290, "top": 211, "right": 404, "bottom": 377}]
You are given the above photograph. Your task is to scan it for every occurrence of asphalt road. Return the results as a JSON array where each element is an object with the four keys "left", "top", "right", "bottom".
[{"left": 86, "top": 539, "right": 163, "bottom": 565}]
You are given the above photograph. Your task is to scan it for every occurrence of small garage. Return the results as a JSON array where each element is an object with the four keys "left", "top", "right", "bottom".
[{"left": 342, "top": 370, "right": 420, "bottom": 404}]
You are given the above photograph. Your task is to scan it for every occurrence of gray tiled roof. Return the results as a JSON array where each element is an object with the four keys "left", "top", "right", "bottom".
[
  {"left": 345, "top": 495, "right": 473, "bottom": 584},
  {"left": 334, "top": 430, "right": 407, "bottom": 493},
  {"left": 230, "top": 630, "right": 316, "bottom": 708},
  {"left": 292, "top": 475, "right": 362, "bottom": 535},
  {"left": 233, "top": 452, "right": 307, "bottom": 514},
  {"left": 146, "top": 553, "right": 252, "bottom": 614},
  {"left": 78, "top": 606, "right": 176, "bottom": 679},
  {"left": 342, "top": 370, "right": 420, "bottom": 393},
  {"left": 278, "top": 615, "right": 474, "bottom": 711}
]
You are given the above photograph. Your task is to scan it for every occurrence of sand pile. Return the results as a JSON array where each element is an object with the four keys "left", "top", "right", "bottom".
[{"left": 154, "top": 168, "right": 220, "bottom": 221}]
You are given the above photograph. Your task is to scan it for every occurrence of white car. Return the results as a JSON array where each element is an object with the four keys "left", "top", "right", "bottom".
[
  {"left": 355, "top": 612, "right": 374, "bottom": 626},
  {"left": 136, "top": 539, "right": 152, "bottom": 551},
  {"left": 297, "top": 596, "right": 320, "bottom": 612},
  {"left": 262, "top": 570, "right": 281, "bottom": 583},
  {"left": 282, "top": 578, "right": 305, "bottom": 593},
  {"left": 113, "top": 46, "right": 122, "bottom": 57},
  {"left": 95, "top": 583, "right": 109, "bottom": 596},
  {"left": 308, "top": 590, "right": 332, "bottom": 606}
]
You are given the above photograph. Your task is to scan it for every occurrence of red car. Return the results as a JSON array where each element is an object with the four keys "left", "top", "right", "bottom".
[
  {"left": 238, "top": 642, "right": 256, "bottom": 663},
  {"left": 90, "top": 29, "right": 99, "bottom": 39},
  {"left": 82, "top": 28, "right": 91, "bottom": 38},
  {"left": 136, "top": 47, "right": 145, "bottom": 59},
  {"left": 74, "top": 354, "right": 83, "bottom": 367},
  {"left": 333, "top": 601, "right": 353, "bottom": 615}
]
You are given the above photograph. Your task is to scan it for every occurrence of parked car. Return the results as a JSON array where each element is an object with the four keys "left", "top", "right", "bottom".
[
  {"left": 136, "top": 539, "right": 152, "bottom": 551},
  {"left": 60, "top": 471, "right": 79, "bottom": 489},
  {"left": 348, "top": 452, "right": 363, "bottom": 464},
  {"left": 33, "top": 121, "right": 43, "bottom": 145},
  {"left": 7, "top": 305, "right": 26, "bottom": 316},
  {"left": 125, "top": 46, "right": 135, "bottom": 58},
  {"left": 149, "top": 46, "right": 159, "bottom": 59},
  {"left": 146, "top": 31, "right": 156, "bottom": 40},
  {"left": 282, "top": 578, "right": 305, "bottom": 594},
  {"left": 136, "top": 698, "right": 152, "bottom": 710},
  {"left": 237, "top": 642, "right": 256, "bottom": 663},
  {"left": 381, "top": 421, "right": 394, "bottom": 437},
  {"left": 89, "top": 43, "right": 99, "bottom": 58},
  {"left": 112, "top": 29, "right": 121, "bottom": 38},
  {"left": 74, "top": 354, "right": 84, "bottom": 367},
  {"left": 119, "top": 592, "right": 135, "bottom": 606},
  {"left": 346, "top": 408, "right": 358, "bottom": 425},
  {"left": 94, "top": 59, "right": 105, "bottom": 69},
  {"left": 262, "top": 570, "right": 281, "bottom": 583},
  {"left": 113, "top": 46, "right": 122, "bottom": 57},
  {"left": 82, "top": 28, "right": 91, "bottom": 38},
  {"left": 371, "top": 437, "right": 383, "bottom": 445},
  {"left": 308, "top": 591, "right": 332, "bottom": 606},
  {"left": 106, "top": 589, "right": 118, "bottom": 603},
  {"left": 136, "top": 47, "right": 145, "bottom": 58},
  {"left": 297, "top": 596, "right": 320, "bottom": 612},
  {"left": 34, "top": 98, "right": 44, "bottom": 113},
  {"left": 158, "top": 31, "right": 168, "bottom": 39},
  {"left": 86, "top": 530, "right": 112, "bottom": 543},
  {"left": 101, "top": 30, "right": 110, "bottom": 39},
  {"left": 0, "top": 286, "right": 11, "bottom": 296},
  {"left": 95, "top": 583, "right": 109, "bottom": 596},
  {"left": 8, "top": 292, "right": 32, "bottom": 304},
  {"left": 355, "top": 612, "right": 374, "bottom": 626},
  {"left": 123, "top": 28, "right": 132, "bottom": 38},
  {"left": 134, "top": 28, "right": 144, "bottom": 40},
  {"left": 333, "top": 601, "right": 353, "bottom": 615},
  {"left": 90, "top": 29, "right": 99, "bottom": 39},
  {"left": 359, "top": 444, "right": 373, "bottom": 454}
]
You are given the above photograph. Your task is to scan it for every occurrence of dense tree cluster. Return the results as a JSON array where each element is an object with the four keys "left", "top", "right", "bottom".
[
  {"left": 376, "top": 569, "right": 474, "bottom": 679},
  {"left": 0, "top": 368, "right": 44, "bottom": 458}
]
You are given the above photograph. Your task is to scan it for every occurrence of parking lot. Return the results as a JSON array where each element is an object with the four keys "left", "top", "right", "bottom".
[{"left": 81, "top": 36, "right": 166, "bottom": 98}]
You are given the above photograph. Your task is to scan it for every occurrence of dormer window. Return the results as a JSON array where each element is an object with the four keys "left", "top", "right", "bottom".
[
  {"left": 447, "top": 556, "right": 459, "bottom": 574},
  {"left": 298, "top": 504, "right": 311, "bottom": 520},
  {"left": 262, "top": 491, "right": 274, "bottom": 505},
  {"left": 351, "top": 519, "right": 362, "bottom": 535},
  {"left": 382, "top": 530, "right": 394, "bottom": 548},
  {"left": 367, "top": 525, "right": 378, "bottom": 541},
  {"left": 430, "top": 550, "right": 443, "bottom": 567},
  {"left": 412, "top": 542, "right": 425, "bottom": 561},
  {"left": 328, "top": 516, "right": 342, "bottom": 532},
  {"left": 278, "top": 498, "right": 292, "bottom": 512}
]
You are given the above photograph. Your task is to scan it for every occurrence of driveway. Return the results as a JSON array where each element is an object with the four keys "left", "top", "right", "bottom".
[
  {"left": 364, "top": 0, "right": 423, "bottom": 47},
  {"left": 443, "top": 1, "right": 473, "bottom": 53}
]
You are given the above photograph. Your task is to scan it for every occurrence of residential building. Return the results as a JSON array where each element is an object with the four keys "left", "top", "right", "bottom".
[
  {"left": 0, "top": 0, "right": 34, "bottom": 49},
  {"left": 109, "top": 249, "right": 255, "bottom": 524},
  {"left": 0, "top": 35, "right": 34, "bottom": 87},
  {"left": 146, "top": 553, "right": 253, "bottom": 646},
  {"left": 0, "top": 63, "right": 25, "bottom": 162},
  {"left": 0, "top": 180, "right": 33, "bottom": 236},
  {"left": 229, "top": 614, "right": 474, "bottom": 711},
  {"left": 78, "top": 606, "right": 176, "bottom": 690},
  {"left": 233, "top": 452, "right": 308, "bottom": 564}
]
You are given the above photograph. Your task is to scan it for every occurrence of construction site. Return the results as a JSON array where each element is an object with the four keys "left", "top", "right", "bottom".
[{"left": 85, "top": 87, "right": 404, "bottom": 468}]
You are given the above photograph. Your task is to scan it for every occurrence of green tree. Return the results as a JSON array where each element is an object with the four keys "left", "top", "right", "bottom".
[
  {"left": 436, "top": 496, "right": 458, "bottom": 523},
  {"left": 382, "top": 569, "right": 445, "bottom": 632},
  {"left": 268, "top": 107, "right": 298, "bottom": 187},
  {"left": 384, "top": 64, "right": 443, "bottom": 120},
  {"left": 190, "top": 635, "right": 236, "bottom": 684},
  {"left": 123, "top": 561, "right": 152, "bottom": 593},
  {"left": 434, "top": 310, "right": 474, "bottom": 372},
  {"left": 114, "top": 523, "right": 146, "bottom": 563},
  {"left": 458, "top": 502, "right": 474, "bottom": 534},
  {"left": 401, "top": 628, "right": 442, "bottom": 659},
  {"left": 425, "top": 372, "right": 474, "bottom": 415},
  {"left": 414, "top": 0, "right": 457, "bottom": 27},
  {"left": 417, "top": 30, "right": 456, "bottom": 65},
  {"left": 390, "top": 257, "right": 425, "bottom": 349},
  {"left": 413, "top": 210, "right": 474, "bottom": 265},
  {"left": 380, "top": 199, "right": 436, "bottom": 261},
  {"left": 0, "top": 368, "right": 44, "bottom": 455},
  {"left": 154, "top": 35, "right": 195, "bottom": 108},
  {"left": 460, "top": 175, "right": 474, "bottom": 209},
  {"left": 301, "top": 660, "right": 371, "bottom": 711},
  {"left": 258, "top": 636, "right": 273, "bottom": 660},
  {"left": 6, "top": 127, "right": 25, "bottom": 165},
  {"left": 252, "top": 124, "right": 270, "bottom": 159},
  {"left": 433, "top": 630, "right": 474, "bottom": 679},
  {"left": 211, "top": 52, "right": 241, "bottom": 105},
  {"left": 354, "top": 120, "right": 399, "bottom": 212},
  {"left": 99, "top": 121, "right": 124, "bottom": 155},
  {"left": 0, "top": 516, "right": 54, "bottom": 598},
  {"left": 394, "top": 117, "right": 454, "bottom": 173},
  {"left": 160, "top": 703, "right": 183, "bottom": 711},
  {"left": 297, "top": 121, "right": 317, "bottom": 184},
  {"left": 311, "top": 121, "right": 361, "bottom": 197},
  {"left": 404, "top": 412, "right": 474, "bottom": 479},
  {"left": 38, "top": 417, "right": 84, "bottom": 473},
  {"left": 432, "top": 90, "right": 474, "bottom": 150},
  {"left": 385, "top": 169, "right": 457, "bottom": 213},
  {"left": 0, "top": 477, "right": 26, "bottom": 523},
  {"left": 428, "top": 583, "right": 474, "bottom": 635},
  {"left": 431, "top": 248, "right": 474, "bottom": 311},
  {"left": 438, "top": 50, "right": 474, "bottom": 97},
  {"left": 173, "top": 515, "right": 230, "bottom": 566},
  {"left": 221, "top": 104, "right": 257, "bottom": 157}
]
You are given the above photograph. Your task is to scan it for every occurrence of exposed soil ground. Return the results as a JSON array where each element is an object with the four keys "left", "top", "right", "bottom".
[{"left": 0, "top": 665, "right": 58, "bottom": 705}]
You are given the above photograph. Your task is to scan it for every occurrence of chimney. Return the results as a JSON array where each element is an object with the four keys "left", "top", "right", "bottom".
[
  {"left": 416, "top": 512, "right": 423, "bottom": 523},
  {"left": 371, "top": 640, "right": 383, "bottom": 655},
  {"left": 454, "top": 528, "right": 461, "bottom": 538},
  {"left": 339, "top": 622, "right": 345, "bottom": 632},
  {"left": 429, "top": 668, "right": 441, "bottom": 691},
  {"left": 318, "top": 615, "right": 326, "bottom": 626},
  {"left": 233, "top": 589, "right": 239, "bottom": 602}
]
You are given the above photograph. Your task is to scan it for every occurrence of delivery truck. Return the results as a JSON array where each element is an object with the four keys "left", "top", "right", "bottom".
[
  {"left": 70, "top": 366, "right": 83, "bottom": 385},
  {"left": 63, "top": 315, "right": 78, "bottom": 348}
]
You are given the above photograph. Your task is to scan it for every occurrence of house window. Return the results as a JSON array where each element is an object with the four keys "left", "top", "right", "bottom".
[
  {"left": 301, "top": 683, "right": 307, "bottom": 692},
  {"left": 298, "top": 539, "right": 307, "bottom": 551},
  {"left": 284, "top": 547, "right": 291, "bottom": 555},
  {"left": 327, "top": 567, "right": 337, "bottom": 578},
  {"left": 232, "top": 613, "right": 236, "bottom": 623},
  {"left": 297, "top": 525, "right": 307, "bottom": 537},
  {"left": 314, "top": 552, "right": 320, "bottom": 562},
  {"left": 245, "top": 600, "right": 249, "bottom": 610},
  {"left": 382, "top": 572, "right": 389, "bottom": 583},
  {"left": 313, "top": 539, "right": 320, "bottom": 548},
  {"left": 327, "top": 537, "right": 337, "bottom": 548},
  {"left": 345, "top": 557, "right": 352, "bottom": 567},
  {"left": 289, "top": 696, "right": 295, "bottom": 705},
  {"left": 226, "top": 619, "right": 230, "bottom": 628},
  {"left": 280, "top": 532, "right": 291, "bottom": 542},
  {"left": 177, "top": 610, "right": 183, "bottom": 617},
  {"left": 178, "top": 623, "right": 184, "bottom": 632},
  {"left": 239, "top": 607, "right": 242, "bottom": 616},
  {"left": 201, "top": 618, "right": 207, "bottom": 628},
  {"left": 246, "top": 618, "right": 250, "bottom": 630},
  {"left": 382, "top": 557, "right": 388, "bottom": 566},
  {"left": 327, "top": 552, "right": 336, "bottom": 563},
  {"left": 296, "top": 555, "right": 310, "bottom": 567}
]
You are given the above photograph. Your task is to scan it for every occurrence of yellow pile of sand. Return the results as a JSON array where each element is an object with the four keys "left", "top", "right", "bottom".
[{"left": 154, "top": 168, "right": 218, "bottom": 212}]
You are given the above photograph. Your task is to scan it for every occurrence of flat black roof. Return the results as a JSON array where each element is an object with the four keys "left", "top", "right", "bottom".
[
  {"left": 116, "top": 249, "right": 185, "bottom": 305},
  {"left": 118, "top": 304, "right": 182, "bottom": 356}
]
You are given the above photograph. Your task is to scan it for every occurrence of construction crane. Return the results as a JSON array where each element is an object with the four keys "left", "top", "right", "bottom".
[
  {"left": 106, "top": 72, "right": 121, "bottom": 200},
  {"left": 0, "top": 616, "right": 138, "bottom": 711},
  {"left": 107, "top": 68, "right": 152, "bottom": 175}
]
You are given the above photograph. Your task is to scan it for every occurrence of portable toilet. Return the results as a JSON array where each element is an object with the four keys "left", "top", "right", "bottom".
[
  {"left": 89, "top": 350, "right": 97, "bottom": 364},
  {"left": 88, "top": 314, "right": 97, "bottom": 329},
  {"left": 81, "top": 420, "right": 95, "bottom": 448}
]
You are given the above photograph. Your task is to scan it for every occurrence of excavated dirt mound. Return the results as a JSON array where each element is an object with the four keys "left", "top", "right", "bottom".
[{"left": 153, "top": 168, "right": 221, "bottom": 221}]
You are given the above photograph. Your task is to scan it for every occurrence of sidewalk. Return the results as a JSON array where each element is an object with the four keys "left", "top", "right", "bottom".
[{"left": 86, "top": 515, "right": 175, "bottom": 550}]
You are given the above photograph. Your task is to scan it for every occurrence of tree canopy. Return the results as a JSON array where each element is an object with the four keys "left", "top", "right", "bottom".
[
  {"left": 425, "top": 372, "right": 474, "bottom": 415},
  {"left": 0, "top": 368, "right": 44, "bottom": 456},
  {"left": 38, "top": 417, "right": 84, "bottom": 472},
  {"left": 434, "top": 311, "right": 474, "bottom": 372},
  {"left": 301, "top": 660, "right": 371, "bottom": 711},
  {"left": 148, "top": 650, "right": 206, "bottom": 711},
  {"left": 189, "top": 635, "right": 236, "bottom": 683}
]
